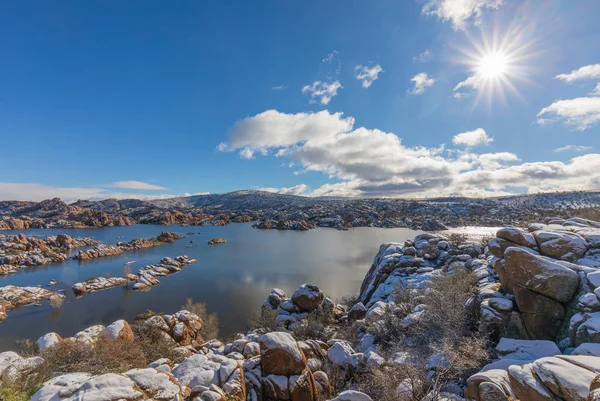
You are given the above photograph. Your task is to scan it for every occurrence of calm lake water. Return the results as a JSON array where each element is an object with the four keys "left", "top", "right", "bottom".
[{"left": 0, "top": 223, "right": 421, "bottom": 351}]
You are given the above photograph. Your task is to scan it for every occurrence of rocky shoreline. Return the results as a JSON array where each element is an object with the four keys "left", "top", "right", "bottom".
[
  {"left": 0, "top": 231, "right": 185, "bottom": 279},
  {"left": 3, "top": 216, "right": 600, "bottom": 399}
]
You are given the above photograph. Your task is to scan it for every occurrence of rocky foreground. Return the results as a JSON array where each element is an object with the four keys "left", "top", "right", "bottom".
[
  {"left": 4, "top": 216, "right": 600, "bottom": 399},
  {"left": 1, "top": 190, "right": 600, "bottom": 232}
]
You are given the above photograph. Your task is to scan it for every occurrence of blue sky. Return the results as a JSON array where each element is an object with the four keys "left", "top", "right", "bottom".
[{"left": 1, "top": 0, "right": 599, "bottom": 201}]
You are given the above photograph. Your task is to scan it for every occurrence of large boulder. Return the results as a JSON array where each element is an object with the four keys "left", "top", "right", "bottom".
[
  {"left": 497, "top": 227, "right": 537, "bottom": 248},
  {"left": 495, "top": 338, "right": 561, "bottom": 360},
  {"left": 513, "top": 286, "right": 565, "bottom": 340},
  {"left": 533, "top": 230, "right": 589, "bottom": 261},
  {"left": 259, "top": 332, "right": 307, "bottom": 376},
  {"left": 36, "top": 332, "right": 63, "bottom": 351},
  {"left": 504, "top": 247, "right": 579, "bottom": 303},
  {"left": 171, "top": 353, "right": 244, "bottom": 398},
  {"left": 292, "top": 284, "right": 324, "bottom": 312},
  {"left": 32, "top": 373, "right": 142, "bottom": 401},
  {"left": 99, "top": 320, "right": 134, "bottom": 342},
  {"left": 328, "top": 390, "right": 373, "bottom": 401},
  {"left": 531, "top": 356, "right": 600, "bottom": 400},
  {"left": 507, "top": 363, "right": 561, "bottom": 401}
]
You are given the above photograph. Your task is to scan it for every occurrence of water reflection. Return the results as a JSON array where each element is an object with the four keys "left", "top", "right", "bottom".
[{"left": 0, "top": 223, "right": 421, "bottom": 351}]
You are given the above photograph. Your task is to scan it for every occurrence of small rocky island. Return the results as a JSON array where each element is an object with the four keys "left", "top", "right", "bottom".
[{"left": 3, "top": 215, "right": 600, "bottom": 400}]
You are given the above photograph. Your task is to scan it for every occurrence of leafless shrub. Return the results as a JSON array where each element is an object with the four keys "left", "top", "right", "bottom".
[
  {"left": 182, "top": 298, "right": 220, "bottom": 340},
  {"left": 247, "top": 308, "right": 278, "bottom": 332},
  {"left": 481, "top": 234, "right": 495, "bottom": 247},
  {"left": 131, "top": 323, "right": 184, "bottom": 364},
  {"left": 357, "top": 364, "right": 428, "bottom": 401},
  {"left": 292, "top": 307, "right": 335, "bottom": 341},
  {"left": 339, "top": 294, "right": 359, "bottom": 308},
  {"left": 49, "top": 294, "right": 64, "bottom": 309},
  {"left": 448, "top": 232, "right": 469, "bottom": 248}
]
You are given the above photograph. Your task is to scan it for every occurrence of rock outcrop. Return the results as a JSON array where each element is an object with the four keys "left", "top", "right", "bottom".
[
  {"left": 0, "top": 233, "right": 99, "bottom": 276},
  {"left": 0, "top": 286, "right": 64, "bottom": 322},
  {"left": 72, "top": 255, "right": 196, "bottom": 295},
  {"left": 74, "top": 232, "right": 184, "bottom": 260}
]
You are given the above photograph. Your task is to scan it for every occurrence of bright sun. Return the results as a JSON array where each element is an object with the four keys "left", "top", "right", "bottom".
[{"left": 478, "top": 51, "right": 508, "bottom": 79}]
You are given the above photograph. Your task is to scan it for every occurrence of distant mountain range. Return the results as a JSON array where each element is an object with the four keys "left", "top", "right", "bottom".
[{"left": 1, "top": 190, "right": 599, "bottom": 231}]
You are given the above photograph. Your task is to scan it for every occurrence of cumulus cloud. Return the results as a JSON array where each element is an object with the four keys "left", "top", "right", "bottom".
[
  {"left": 259, "top": 184, "right": 308, "bottom": 196},
  {"left": 414, "top": 50, "right": 432, "bottom": 63},
  {"left": 217, "top": 109, "right": 354, "bottom": 159},
  {"left": 422, "top": 0, "right": 503, "bottom": 30},
  {"left": 0, "top": 183, "right": 181, "bottom": 203},
  {"left": 537, "top": 97, "right": 600, "bottom": 130},
  {"left": 555, "top": 64, "right": 600, "bottom": 83},
  {"left": 355, "top": 65, "right": 383, "bottom": 88},
  {"left": 409, "top": 73, "right": 436, "bottom": 95},
  {"left": 452, "top": 128, "right": 493, "bottom": 147},
  {"left": 555, "top": 145, "right": 593, "bottom": 153},
  {"left": 302, "top": 81, "right": 342, "bottom": 105},
  {"left": 591, "top": 83, "right": 600, "bottom": 97},
  {"left": 220, "top": 109, "right": 600, "bottom": 198},
  {"left": 107, "top": 181, "right": 168, "bottom": 190}
]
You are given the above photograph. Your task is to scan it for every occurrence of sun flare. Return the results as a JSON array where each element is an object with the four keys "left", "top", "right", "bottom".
[
  {"left": 452, "top": 23, "right": 539, "bottom": 108},
  {"left": 478, "top": 52, "right": 508, "bottom": 79}
]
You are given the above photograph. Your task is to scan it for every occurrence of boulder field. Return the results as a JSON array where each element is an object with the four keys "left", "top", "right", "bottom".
[{"left": 5, "top": 216, "right": 600, "bottom": 399}]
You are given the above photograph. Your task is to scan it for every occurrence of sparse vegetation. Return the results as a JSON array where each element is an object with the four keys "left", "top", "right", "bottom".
[
  {"left": 328, "top": 267, "right": 489, "bottom": 400},
  {"left": 48, "top": 294, "right": 64, "bottom": 309},
  {"left": 448, "top": 232, "right": 469, "bottom": 248},
  {"left": 181, "top": 298, "right": 220, "bottom": 340},
  {"left": 292, "top": 306, "right": 335, "bottom": 341},
  {"left": 247, "top": 308, "right": 278, "bottom": 332}
]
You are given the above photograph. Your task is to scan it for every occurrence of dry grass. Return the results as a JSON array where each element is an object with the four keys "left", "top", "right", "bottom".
[
  {"left": 2, "top": 336, "right": 148, "bottom": 400},
  {"left": 40, "top": 336, "right": 146, "bottom": 375},
  {"left": 181, "top": 298, "right": 220, "bottom": 340}
]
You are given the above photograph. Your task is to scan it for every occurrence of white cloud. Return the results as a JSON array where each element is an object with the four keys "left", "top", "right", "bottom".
[
  {"left": 355, "top": 65, "right": 383, "bottom": 88},
  {"left": 555, "top": 145, "right": 593, "bottom": 153},
  {"left": 322, "top": 50, "right": 340, "bottom": 64},
  {"left": 409, "top": 73, "right": 436, "bottom": 95},
  {"left": 453, "top": 75, "right": 480, "bottom": 98},
  {"left": 422, "top": 0, "right": 503, "bottom": 30},
  {"left": 217, "top": 109, "right": 354, "bottom": 159},
  {"left": 221, "top": 109, "right": 600, "bottom": 198},
  {"left": 302, "top": 81, "right": 343, "bottom": 105},
  {"left": 537, "top": 97, "right": 600, "bottom": 130},
  {"left": 259, "top": 184, "right": 308, "bottom": 196},
  {"left": 0, "top": 183, "right": 181, "bottom": 203},
  {"left": 452, "top": 128, "right": 493, "bottom": 147},
  {"left": 555, "top": 64, "right": 600, "bottom": 83},
  {"left": 591, "top": 83, "right": 600, "bottom": 97},
  {"left": 107, "top": 181, "right": 168, "bottom": 190},
  {"left": 414, "top": 50, "right": 432, "bottom": 63},
  {"left": 271, "top": 85, "right": 287, "bottom": 90}
]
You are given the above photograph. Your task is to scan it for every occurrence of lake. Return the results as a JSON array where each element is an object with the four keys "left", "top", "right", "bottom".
[{"left": 0, "top": 223, "right": 421, "bottom": 351}]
